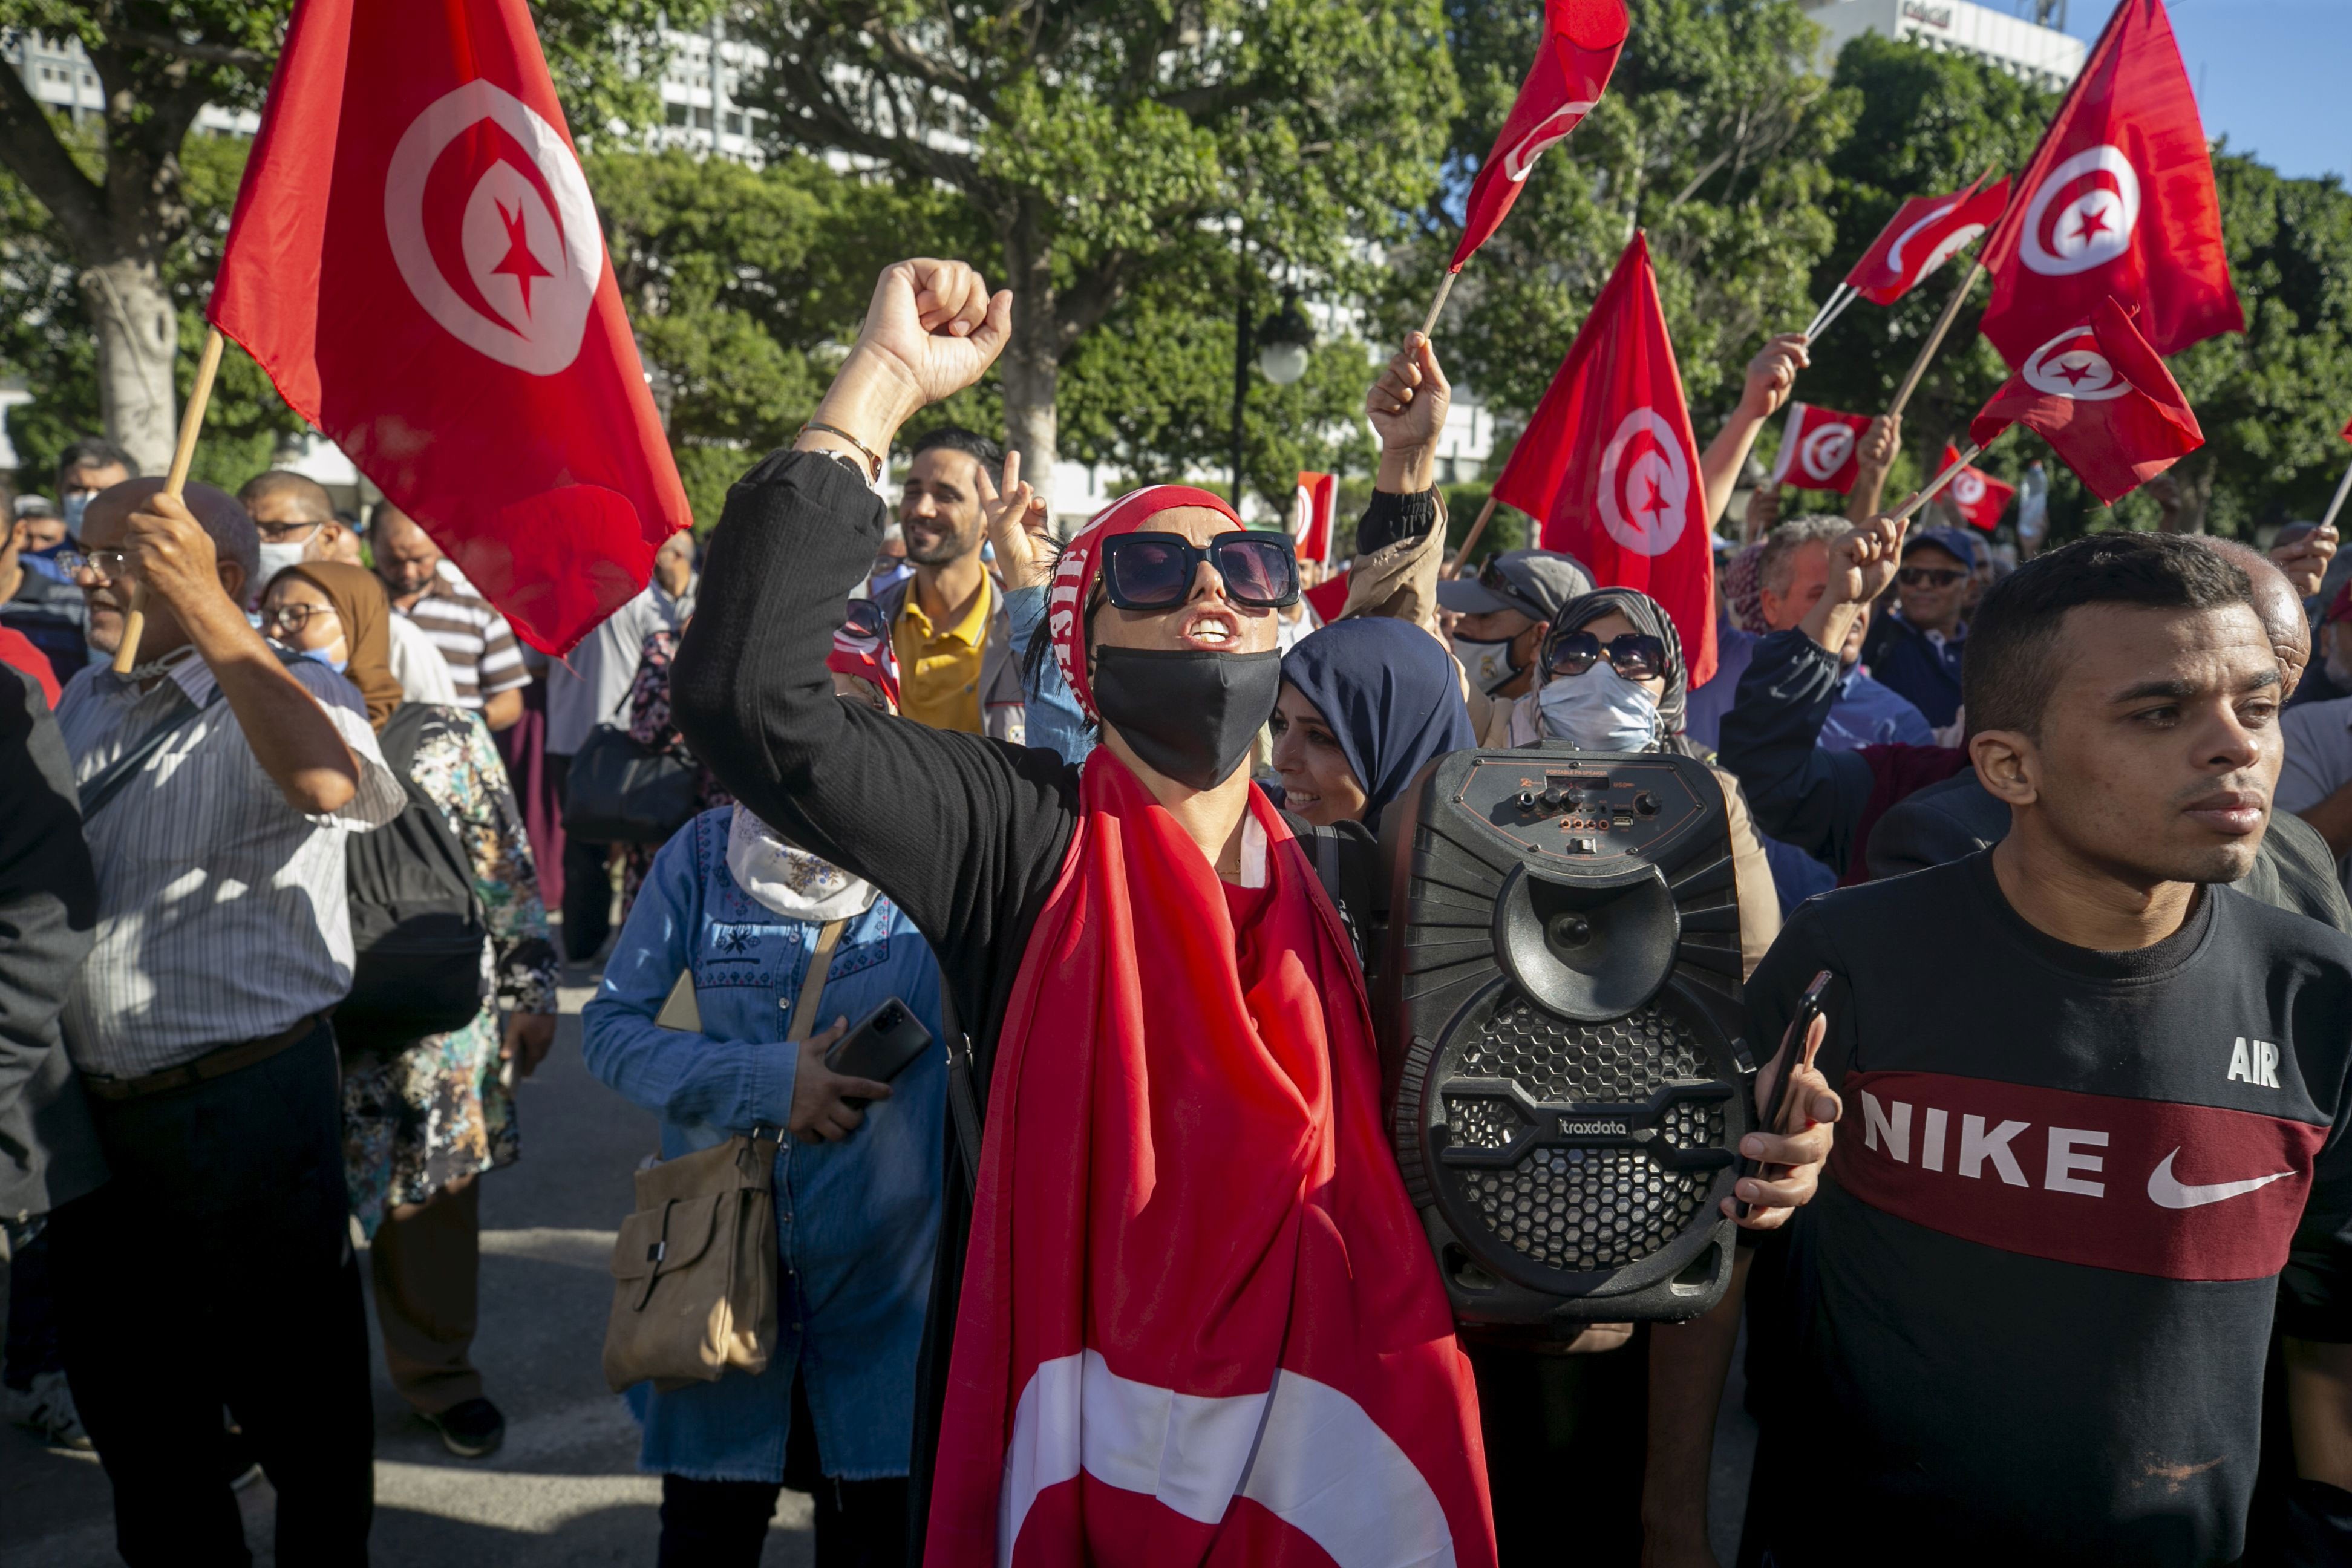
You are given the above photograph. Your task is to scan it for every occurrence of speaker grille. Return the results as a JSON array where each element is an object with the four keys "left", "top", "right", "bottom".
[
  {"left": 1468, "top": 1151, "right": 1711, "bottom": 1272},
  {"left": 1457, "top": 997, "right": 1708, "bottom": 1101}
]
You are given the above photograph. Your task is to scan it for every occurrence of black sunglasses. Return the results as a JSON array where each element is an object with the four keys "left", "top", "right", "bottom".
[
  {"left": 840, "top": 598, "right": 890, "bottom": 641},
  {"left": 1099, "top": 531, "right": 1299, "bottom": 612},
  {"left": 1541, "top": 629, "right": 1668, "bottom": 682},
  {"left": 1897, "top": 566, "right": 1968, "bottom": 588}
]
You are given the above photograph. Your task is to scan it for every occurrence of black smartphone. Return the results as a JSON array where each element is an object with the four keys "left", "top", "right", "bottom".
[
  {"left": 1742, "top": 969, "right": 1832, "bottom": 1219},
  {"left": 824, "top": 996, "right": 933, "bottom": 1108}
]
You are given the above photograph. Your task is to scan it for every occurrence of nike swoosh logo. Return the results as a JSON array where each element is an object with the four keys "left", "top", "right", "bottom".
[{"left": 2146, "top": 1149, "right": 2296, "bottom": 1210}]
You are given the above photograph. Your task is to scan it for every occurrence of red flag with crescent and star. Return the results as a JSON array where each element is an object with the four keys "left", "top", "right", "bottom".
[
  {"left": 209, "top": 0, "right": 688, "bottom": 655},
  {"left": 1448, "top": 0, "right": 1629, "bottom": 274},
  {"left": 1292, "top": 471, "right": 1338, "bottom": 564},
  {"left": 1844, "top": 175, "right": 2012, "bottom": 306},
  {"left": 1978, "top": 0, "right": 2241, "bottom": 367},
  {"left": 1768, "top": 402, "right": 1872, "bottom": 494},
  {"left": 1492, "top": 232, "right": 1716, "bottom": 685},
  {"left": 1969, "top": 298, "right": 2203, "bottom": 504},
  {"left": 1937, "top": 442, "right": 2016, "bottom": 531}
]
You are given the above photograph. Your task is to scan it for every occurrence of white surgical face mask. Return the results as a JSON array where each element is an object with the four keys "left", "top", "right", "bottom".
[
  {"left": 725, "top": 806, "right": 878, "bottom": 923},
  {"left": 1535, "top": 664, "right": 1661, "bottom": 753},
  {"left": 254, "top": 538, "right": 309, "bottom": 599},
  {"left": 1451, "top": 633, "right": 1519, "bottom": 695}
]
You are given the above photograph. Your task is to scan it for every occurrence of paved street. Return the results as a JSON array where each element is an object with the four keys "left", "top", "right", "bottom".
[{"left": 2, "top": 977, "right": 1753, "bottom": 1566}]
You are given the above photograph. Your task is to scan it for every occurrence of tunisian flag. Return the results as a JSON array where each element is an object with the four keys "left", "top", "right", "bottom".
[
  {"left": 1969, "top": 298, "right": 2203, "bottom": 503},
  {"left": 1978, "top": 0, "right": 2241, "bottom": 365},
  {"left": 924, "top": 753, "right": 1494, "bottom": 1567},
  {"left": 1492, "top": 232, "right": 1716, "bottom": 685},
  {"left": 1448, "top": 0, "right": 1628, "bottom": 273},
  {"left": 1844, "top": 175, "right": 2011, "bottom": 305},
  {"left": 1768, "top": 402, "right": 1872, "bottom": 494},
  {"left": 211, "top": 0, "right": 689, "bottom": 654},
  {"left": 1292, "top": 471, "right": 1338, "bottom": 564},
  {"left": 1938, "top": 442, "right": 2016, "bottom": 531}
]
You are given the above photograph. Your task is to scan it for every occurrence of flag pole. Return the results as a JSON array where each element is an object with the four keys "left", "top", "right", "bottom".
[
  {"left": 1420, "top": 269, "right": 1462, "bottom": 341},
  {"left": 2321, "top": 456, "right": 2352, "bottom": 535},
  {"left": 1445, "top": 494, "right": 1501, "bottom": 579},
  {"left": 1802, "top": 283, "right": 1854, "bottom": 343},
  {"left": 1806, "top": 284, "right": 1863, "bottom": 344},
  {"left": 1886, "top": 435, "right": 1998, "bottom": 526},
  {"left": 1886, "top": 256, "right": 1989, "bottom": 423},
  {"left": 113, "top": 325, "right": 226, "bottom": 676}
]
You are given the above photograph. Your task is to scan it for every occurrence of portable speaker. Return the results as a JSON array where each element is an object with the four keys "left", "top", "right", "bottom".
[{"left": 1373, "top": 746, "right": 1755, "bottom": 1334}]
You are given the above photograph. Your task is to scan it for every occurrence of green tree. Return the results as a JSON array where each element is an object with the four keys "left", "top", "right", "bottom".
[
  {"left": 0, "top": 0, "right": 709, "bottom": 475},
  {"left": 742, "top": 0, "right": 1458, "bottom": 498},
  {"left": 1388, "top": 0, "right": 1853, "bottom": 450}
]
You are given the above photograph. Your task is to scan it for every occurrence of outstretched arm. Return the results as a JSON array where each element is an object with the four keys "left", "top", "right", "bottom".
[{"left": 1700, "top": 335, "right": 1809, "bottom": 534}]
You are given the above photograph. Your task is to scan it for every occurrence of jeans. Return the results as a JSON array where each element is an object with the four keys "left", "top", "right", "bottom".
[{"left": 47, "top": 1024, "right": 374, "bottom": 1566}]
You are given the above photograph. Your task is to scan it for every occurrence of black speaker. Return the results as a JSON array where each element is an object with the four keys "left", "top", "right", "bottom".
[{"left": 1373, "top": 746, "right": 1755, "bottom": 1333}]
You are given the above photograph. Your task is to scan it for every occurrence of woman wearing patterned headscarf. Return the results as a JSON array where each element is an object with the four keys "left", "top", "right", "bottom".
[{"left": 258, "top": 559, "right": 558, "bottom": 1461}]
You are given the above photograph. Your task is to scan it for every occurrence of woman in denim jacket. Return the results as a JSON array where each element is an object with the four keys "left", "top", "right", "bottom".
[{"left": 583, "top": 624, "right": 944, "bottom": 1568}]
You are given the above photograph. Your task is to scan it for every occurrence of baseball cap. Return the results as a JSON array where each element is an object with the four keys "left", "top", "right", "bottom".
[
  {"left": 1903, "top": 526, "right": 1979, "bottom": 572},
  {"left": 1437, "top": 548, "right": 1596, "bottom": 622}
]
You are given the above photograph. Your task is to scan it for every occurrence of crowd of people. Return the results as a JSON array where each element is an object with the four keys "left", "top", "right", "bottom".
[{"left": 2, "top": 252, "right": 2348, "bottom": 1568}]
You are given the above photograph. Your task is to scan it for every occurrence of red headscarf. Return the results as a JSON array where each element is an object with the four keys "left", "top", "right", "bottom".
[
  {"left": 1047, "top": 484, "right": 1240, "bottom": 721},
  {"left": 826, "top": 598, "right": 901, "bottom": 708},
  {"left": 923, "top": 748, "right": 1495, "bottom": 1567}
]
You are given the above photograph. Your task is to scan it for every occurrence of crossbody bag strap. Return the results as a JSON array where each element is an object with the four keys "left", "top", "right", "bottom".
[
  {"left": 939, "top": 965, "right": 982, "bottom": 1197},
  {"left": 785, "top": 918, "right": 849, "bottom": 1044}
]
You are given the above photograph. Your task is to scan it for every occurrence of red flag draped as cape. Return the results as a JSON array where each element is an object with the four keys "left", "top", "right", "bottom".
[
  {"left": 923, "top": 753, "right": 1495, "bottom": 1567},
  {"left": 211, "top": 0, "right": 689, "bottom": 654},
  {"left": 1448, "top": 0, "right": 1628, "bottom": 273},
  {"left": 1491, "top": 232, "right": 1717, "bottom": 685},
  {"left": 1969, "top": 298, "right": 2204, "bottom": 504},
  {"left": 1978, "top": 0, "right": 2241, "bottom": 365},
  {"left": 1844, "top": 175, "right": 2011, "bottom": 306}
]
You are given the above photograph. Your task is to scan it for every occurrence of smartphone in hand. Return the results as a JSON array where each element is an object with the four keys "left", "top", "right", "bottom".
[
  {"left": 825, "top": 996, "right": 934, "bottom": 1109},
  {"left": 1742, "top": 969, "right": 1832, "bottom": 1220}
]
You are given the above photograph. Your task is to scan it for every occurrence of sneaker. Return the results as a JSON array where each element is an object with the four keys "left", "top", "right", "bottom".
[
  {"left": 425, "top": 1396, "right": 505, "bottom": 1459},
  {"left": 5, "top": 1369, "right": 93, "bottom": 1451}
]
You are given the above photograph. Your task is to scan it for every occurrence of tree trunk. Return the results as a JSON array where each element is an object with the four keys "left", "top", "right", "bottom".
[
  {"left": 998, "top": 222, "right": 1061, "bottom": 527},
  {"left": 78, "top": 256, "right": 180, "bottom": 478}
]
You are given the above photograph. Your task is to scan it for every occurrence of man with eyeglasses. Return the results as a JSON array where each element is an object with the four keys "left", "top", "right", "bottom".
[
  {"left": 1437, "top": 549, "right": 1596, "bottom": 745},
  {"left": 1858, "top": 524, "right": 1977, "bottom": 730},
  {"left": 48, "top": 477, "right": 403, "bottom": 1563}
]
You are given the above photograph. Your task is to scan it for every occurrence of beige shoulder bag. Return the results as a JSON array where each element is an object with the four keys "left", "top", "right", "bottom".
[{"left": 602, "top": 918, "right": 848, "bottom": 1394}]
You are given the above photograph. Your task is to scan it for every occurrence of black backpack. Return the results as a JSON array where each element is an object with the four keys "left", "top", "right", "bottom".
[{"left": 339, "top": 704, "right": 490, "bottom": 1051}]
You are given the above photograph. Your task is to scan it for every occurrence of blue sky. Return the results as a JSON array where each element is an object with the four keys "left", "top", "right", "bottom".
[{"left": 2064, "top": 0, "right": 2348, "bottom": 181}]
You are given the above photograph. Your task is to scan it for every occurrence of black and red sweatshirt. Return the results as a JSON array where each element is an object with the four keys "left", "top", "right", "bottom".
[{"left": 1743, "top": 851, "right": 2352, "bottom": 1565}]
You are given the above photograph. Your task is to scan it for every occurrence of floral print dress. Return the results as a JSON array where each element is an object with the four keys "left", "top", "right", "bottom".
[{"left": 341, "top": 704, "right": 560, "bottom": 1238}]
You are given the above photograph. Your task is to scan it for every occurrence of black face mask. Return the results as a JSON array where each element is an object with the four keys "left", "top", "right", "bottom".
[{"left": 1091, "top": 646, "right": 1282, "bottom": 792}]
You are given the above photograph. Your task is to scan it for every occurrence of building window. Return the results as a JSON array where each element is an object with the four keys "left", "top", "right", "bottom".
[
  {"left": 725, "top": 111, "right": 746, "bottom": 136},
  {"left": 693, "top": 106, "right": 713, "bottom": 130},
  {"left": 665, "top": 101, "right": 688, "bottom": 126}
]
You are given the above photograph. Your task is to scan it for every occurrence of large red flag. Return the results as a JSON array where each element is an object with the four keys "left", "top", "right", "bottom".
[
  {"left": 1768, "top": 402, "right": 1872, "bottom": 494},
  {"left": 1938, "top": 441, "right": 2017, "bottom": 531},
  {"left": 1978, "top": 0, "right": 2240, "bottom": 365},
  {"left": 1492, "top": 232, "right": 1716, "bottom": 685},
  {"left": 1844, "top": 175, "right": 2012, "bottom": 306},
  {"left": 1969, "top": 298, "right": 2204, "bottom": 504},
  {"left": 1448, "top": 0, "right": 1628, "bottom": 273},
  {"left": 211, "top": 0, "right": 688, "bottom": 654}
]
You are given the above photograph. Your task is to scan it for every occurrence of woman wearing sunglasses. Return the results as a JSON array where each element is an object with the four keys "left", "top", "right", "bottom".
[
  {"left": 1514, "top": 587, "right": 1782, "bottom": 980},
  {"left": 668, "top": 258, "right": 1837, "bottom": 1567}
]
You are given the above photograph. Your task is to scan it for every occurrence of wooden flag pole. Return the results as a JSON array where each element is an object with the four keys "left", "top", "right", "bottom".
[
  {"left": 113, "top": 325, "right": 226, "bottom": 676},
  {"left": 2321, "top": 455, "right": 2352, "bottom": 535},
  {"left": 1420, "top": 269, "right": 1462, "bottom": 341},
  {"left": 1443, "top": 494, "right": 1501, "bottom": 579},
  {"left": 1887, "top": 434, "right": 2000, "bottom": 526},
  {"left": 1886, "top": 256, "right": 1988, "bottom": 423}
]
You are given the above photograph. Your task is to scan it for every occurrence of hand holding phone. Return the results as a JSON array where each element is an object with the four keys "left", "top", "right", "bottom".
[{"left": 1736, "top": 970, "right": 1840, "bottom": 1225}]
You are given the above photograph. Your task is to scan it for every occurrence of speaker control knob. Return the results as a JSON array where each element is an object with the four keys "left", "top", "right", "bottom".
[
  {"left": 1633, "top": 791, "right": 1661, "bottom": 817},
  {"left": 1539, "top": 789, "right": 1563, "bottom": 811}
]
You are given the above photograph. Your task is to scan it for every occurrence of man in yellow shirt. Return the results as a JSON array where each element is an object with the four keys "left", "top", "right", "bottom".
[{"left": 879, "top": 428, "right": 1026, "bottom": 742}]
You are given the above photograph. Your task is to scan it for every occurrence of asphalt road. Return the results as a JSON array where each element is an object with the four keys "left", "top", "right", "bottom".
[{"left": 1, "top": 976, "right": 1754, "bottom": 1566}]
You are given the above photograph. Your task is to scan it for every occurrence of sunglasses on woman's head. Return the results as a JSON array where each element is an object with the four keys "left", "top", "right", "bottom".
[
  {"left": 1898, "top": 566, "right": 1968, "bottom": 588},
  {"left": 1541, "top": 630, "right": 1668, "bottom": 682},
  {"left": 1099, "top": 531, "right": 1299, "bottom": 612}
]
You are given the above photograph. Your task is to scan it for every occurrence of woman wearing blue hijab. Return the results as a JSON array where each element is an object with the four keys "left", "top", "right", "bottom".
[{"left": 1270, "top": 617, "right": 1475, "bottom": 832}]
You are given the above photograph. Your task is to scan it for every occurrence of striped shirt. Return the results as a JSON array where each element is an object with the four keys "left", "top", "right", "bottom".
[
  {"left": 54, "top": 650, "right": 406, "bottom": 1077},
  {"left": 393, "top": 575, "right": 529, "bottom": 711}
]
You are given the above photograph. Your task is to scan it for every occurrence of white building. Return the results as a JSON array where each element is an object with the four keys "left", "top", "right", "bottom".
[{"left": 1800, "top": 0, "right": 2085, "bottom": 90}]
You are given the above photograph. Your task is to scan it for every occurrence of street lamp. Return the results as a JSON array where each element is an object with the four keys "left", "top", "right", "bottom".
[{"left": 1233, "top": 287, "right": 1315, "bottom": 509}]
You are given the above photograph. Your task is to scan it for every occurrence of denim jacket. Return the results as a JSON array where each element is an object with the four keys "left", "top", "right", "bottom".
[{"left": 581, "top": 808, "right": 944, "bottom": 1483}]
